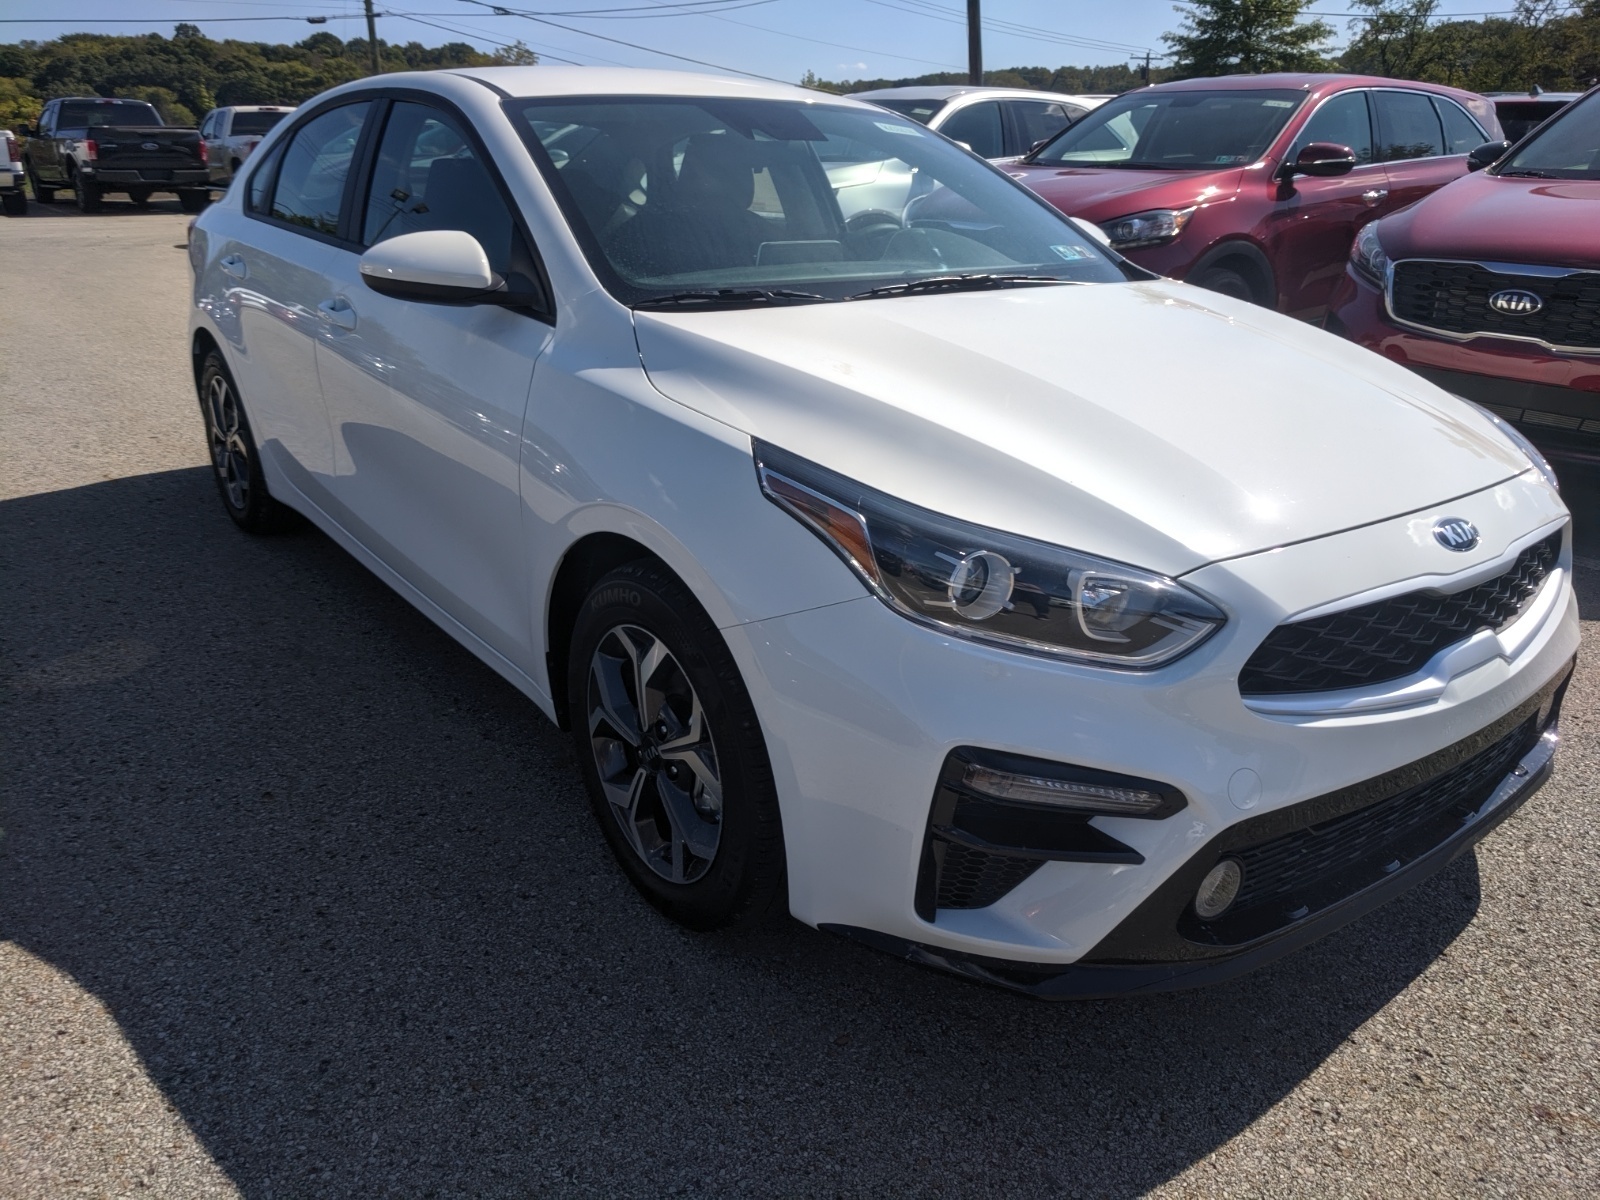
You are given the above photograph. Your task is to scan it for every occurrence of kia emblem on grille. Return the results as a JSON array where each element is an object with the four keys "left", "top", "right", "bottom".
[
  {"left": 1433, "top": 517, "right": 1480, "bottom": 552},
  {"left": 1488, "top": 288, "right": 1544, "bottom": 316}
]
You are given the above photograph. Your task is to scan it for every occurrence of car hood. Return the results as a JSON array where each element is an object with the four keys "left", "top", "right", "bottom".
[
  {"left": 1000, "top": 164, "right": 1244, "bottom": 220},
  {"left": 1378, "top": 171, "right": 1600, "bottom": 268},
  {"left": 633, "top": 280, "right": 1528, "bottom": 576}
]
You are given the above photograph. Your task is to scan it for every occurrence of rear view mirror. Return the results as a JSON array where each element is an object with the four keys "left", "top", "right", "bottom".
[
  {"left": 1283, "top": 142, "right": 1357, "bottom": 179},
  {"left": 359, "top": 229, "right": 502, "bottom": 304},
  {"left": 1468, "top": 140, "right": 1512, "bottom": 172}
]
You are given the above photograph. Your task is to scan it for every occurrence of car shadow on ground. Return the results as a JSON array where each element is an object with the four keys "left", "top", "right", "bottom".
[
  {"left": 2, "top": 466, "right": 1563, "bottom": 1196},
  {"left": 13, "top": 195, "right": 203, "bottom": 218}
]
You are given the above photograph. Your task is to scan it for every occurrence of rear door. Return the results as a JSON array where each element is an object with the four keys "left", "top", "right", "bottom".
[
  {"left": 223, "top": 100, "right": 374, "bottom": 502},
  {"left": 1266, "top": 89, "right": 1387, "bottom": 319},
  {"left": 1372, "top": 89, "right": 1473, "bottom": 213},
  {"left": 316, "top": 96, "right": 554, "bottom": 667}
]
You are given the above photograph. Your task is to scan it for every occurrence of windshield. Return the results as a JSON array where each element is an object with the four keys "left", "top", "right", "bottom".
[
  {"left": 865, "top": 97, "right": 948, "bottom": 125},
  {"left": 232, "top": 110, "right": 288, "bottom": 136},
  {"left": 508, "top": 96, "right": 1133, "bottom": 306},
  {"left": 58, "top": 100, "right": 163, "bottom": 129},
  {"left": 1497, "top": 89, "right": 1600, "bottom": 179},
  {"left": 1027, "top": 88, "right": 1305, "bottom": 169}
]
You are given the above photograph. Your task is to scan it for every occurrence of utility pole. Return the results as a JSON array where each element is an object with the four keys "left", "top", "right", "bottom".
[
  {"left": 364, "top": 0, "right": 381, "bottom": 77},
  {"left": 1140, "top": 51, "right": 1150, "bottom": 85},
  {"left": 966, "top": 0, "right": 982, "bottom": 86}
]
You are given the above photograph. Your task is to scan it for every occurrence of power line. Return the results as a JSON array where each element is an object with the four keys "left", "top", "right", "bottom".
[{"left": 386, "top": 8, "right": 607, "bottom": 64}]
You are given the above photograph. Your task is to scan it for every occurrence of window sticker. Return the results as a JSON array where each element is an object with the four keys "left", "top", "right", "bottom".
[
  {"left": 1264, "top": 100, "right": 1295, "bottom": 108},
  {"left": 1050, "top": 243, "right": 1090, "bottom": 261}
]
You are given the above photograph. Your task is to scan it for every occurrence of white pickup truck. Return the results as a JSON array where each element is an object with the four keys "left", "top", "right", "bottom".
[
  {"left": 199, "top": 106, "right": 294, "bottom": 186},
  {"left": 1, "top": 129, "right": 25, "bottom": 215}
]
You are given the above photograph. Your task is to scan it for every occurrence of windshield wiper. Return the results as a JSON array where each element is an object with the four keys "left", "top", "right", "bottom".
[
  {"left": 633, "top": 287, "right": 831, "bottom": 310},
  {"left": 847, "top": 273, "right": 1074, "bottom": 301},
  {"left": 1496, "top": 168, "right": 1558, "bottom": 178}
]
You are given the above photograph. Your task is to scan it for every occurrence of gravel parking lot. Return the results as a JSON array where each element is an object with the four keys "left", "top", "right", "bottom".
[{"left": 2, "top": 197, "right": 1598, "bottom": 1198}]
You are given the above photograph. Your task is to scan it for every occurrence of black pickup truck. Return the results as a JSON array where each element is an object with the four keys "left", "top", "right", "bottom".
[{"left": 20, "top": 97, "right": 209, "bottom": 213}]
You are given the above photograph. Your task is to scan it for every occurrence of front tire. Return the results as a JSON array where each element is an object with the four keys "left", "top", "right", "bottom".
[
  {"left": 1192, "top": 265, "right": 1257, "bottom": 304},
  {"left": 197, "top": 350, "right": 299, "bottom": 534},
  {"left": 179, "top": 189, "right": 210, "bottom": 214},
  {"left": 1, "top": 190, "right": 26, "bottom": 216},
  {"left": 73, "top": 173, "right": 102, "bottom": 213},
  {"left": 568, "top": 562, "right": 786, "bottom": 931},
  {"left": 25, "top": 163, "right": 53, "bottom": 203}
]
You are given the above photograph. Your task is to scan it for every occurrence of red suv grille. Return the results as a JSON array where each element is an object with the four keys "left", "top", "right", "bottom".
[{"left": 1390, "top": 260, "right": 1600, "bottom": 351}]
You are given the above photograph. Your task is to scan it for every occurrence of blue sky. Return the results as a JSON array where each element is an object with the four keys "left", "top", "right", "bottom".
[{"left": 0, "top": 1, "right": 1533, "bottom": 85}]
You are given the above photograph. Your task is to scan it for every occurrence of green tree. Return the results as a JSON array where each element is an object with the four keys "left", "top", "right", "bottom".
[
  {"left": 1163, "top": 0, "right": 1334, "bottom": 77},
  {"left": 1342, "top": 0, "right": 1441, "bottom": 80},
  {"left": 490, "top": 39, "right": 539, "bottom": 66}
]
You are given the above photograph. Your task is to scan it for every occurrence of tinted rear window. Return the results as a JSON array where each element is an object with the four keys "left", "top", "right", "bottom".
[
  {"left": 58, "top": 100, "right": 162, "bottom": 128},
  {"left": 232, "top": 111, "right": 289, "bottom": 136}
]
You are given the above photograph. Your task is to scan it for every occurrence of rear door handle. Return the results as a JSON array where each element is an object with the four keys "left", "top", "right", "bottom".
[
  {"left": 220, "top": 254, "right": 247, "bottom": 279},
  {"left": 1361, "top": 188, "right": 1389, "bottom": 206},
  {"left": 317, "top": 297, "right": 357, "bottom": 331}
]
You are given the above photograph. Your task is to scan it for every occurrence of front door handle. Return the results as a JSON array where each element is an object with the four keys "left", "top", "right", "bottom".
[
  {"left": 1361, "top": 188, "right": 1389, "bottom": 206},
  {"left": 317, "top": 297, "right": 357, "bottom": 331},
  {"left": 219, "top": 254, "right": 247, "bottom": 279}
]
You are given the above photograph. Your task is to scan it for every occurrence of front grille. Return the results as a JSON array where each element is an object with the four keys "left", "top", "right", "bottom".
[
  {"left": 935, "top": 842, "right": 1043, "bottom": 909},
  {"left": 1239, "top": 533, "right": 1560, "bottom": 696},
  {"left": 1391, "top": 260, "right": 1600, "bottom": 351},
  {"left": 1228, "top": 719, "right": 1532, "bottom": 915}
]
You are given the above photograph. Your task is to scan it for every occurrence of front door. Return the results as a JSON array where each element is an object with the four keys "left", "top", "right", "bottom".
[
  {"left": 316, "top": 98, "right": 554, "bottom": 669},
  {"left": 1265, "top": 89, "right": 1388, "bottom": 319}
]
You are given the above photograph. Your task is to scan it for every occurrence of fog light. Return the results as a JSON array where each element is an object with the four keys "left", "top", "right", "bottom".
[
  {"left": 961, "top": 763, "right": 1168, "bottom": 815},
  {"left": 1194, "top": 858, "right": 1243, "bottom": 919}
]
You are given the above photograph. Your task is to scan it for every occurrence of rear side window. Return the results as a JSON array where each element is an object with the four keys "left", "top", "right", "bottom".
[
  {"left": 939, "top": 101, "right": 1003, "bottom": 158},
  {"left": 361, "top": 101, "right": 514, "bottom": 276},
  {"left": 1434, "top": 98, "right": 1486, "bottom": 154},
  {"left": 1375, "top": 91, "right": 1445, "bottom": 161},
  {"left": 1294, "top": 90, "right": 1373, "bottom": 165},
  {"left": 269, "top": 102, "right": 371, "bottom": 236}
]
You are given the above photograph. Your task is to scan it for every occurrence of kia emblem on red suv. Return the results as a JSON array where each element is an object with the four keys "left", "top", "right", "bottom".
[
  {"left": 1433, "top": 517, "right": 1481, "bottom": 551},
  {"left": 1488, "top": 288, "right": 1545, "bottom": 316}
]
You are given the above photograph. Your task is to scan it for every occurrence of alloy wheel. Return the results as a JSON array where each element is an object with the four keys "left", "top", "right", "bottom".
[
  {"left": 205, "top": 372, "right": 250, "bottom": 511},
  {"left": 587, "top": 624, "right": 723, "bottom": 884}
]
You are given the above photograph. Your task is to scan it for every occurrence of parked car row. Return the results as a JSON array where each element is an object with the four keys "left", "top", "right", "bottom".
[
  {"left": 7, "top": 98, "right": 295, "bottom": 215},
  {"left": 183, "top": 66, "right": 1576, "bottom": 997}
]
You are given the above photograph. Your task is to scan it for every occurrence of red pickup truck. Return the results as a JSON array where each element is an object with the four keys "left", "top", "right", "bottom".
[{"left": 1326, "top": 86, "right": 1600, "bottom": 461}]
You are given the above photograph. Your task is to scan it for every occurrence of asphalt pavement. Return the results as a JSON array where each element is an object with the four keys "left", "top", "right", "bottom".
[{"left": 2, "top": 196, "right": 1597, "bottom": 1198}]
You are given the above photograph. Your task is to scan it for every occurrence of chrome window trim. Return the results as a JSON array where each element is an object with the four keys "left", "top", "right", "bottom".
[
  {"left": 1368, "top": 86, "right": 1485, "bottom": 166},
  {"left": 1287, "top": 86, "right": 1378, "bottom": 168},
  {"left": 1383, "top": 257, "right": 1600, "bottom": 356}
]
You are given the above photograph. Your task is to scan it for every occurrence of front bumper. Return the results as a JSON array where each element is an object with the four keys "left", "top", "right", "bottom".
[
  {"left": 1327, "top": 268, "right": 1600, "bottom": 460},
  {"left": 724, "top": 471, "right": 1576, "bottom": 989}
]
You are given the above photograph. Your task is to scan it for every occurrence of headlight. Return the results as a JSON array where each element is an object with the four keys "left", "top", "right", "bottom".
[
  {"left": 1099, "top": 207, "right": 1196, "bottom": 249},
  {"left": 754, "top": 442, "right": 1226, "bottom": 668},
  {"left": 1350, "top": 221, "right": 1389, "bottom": 284},
  {"left": 1463, "top": 398, "right": 1560, "bottom": 492}
]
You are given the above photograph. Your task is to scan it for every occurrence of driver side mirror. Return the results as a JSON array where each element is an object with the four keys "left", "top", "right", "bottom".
[
  {"left": 359, "top": 229, "right": 505, "bottom": 304},
  {"left": 18, "top": 124, "right": 33, "bottom": 139},
  {"left": 1281, "top": 142, "right": 1357, "bottom": 180},
  {"left": 1468, "top": 140, "right": 1512, "bottom": 172}
]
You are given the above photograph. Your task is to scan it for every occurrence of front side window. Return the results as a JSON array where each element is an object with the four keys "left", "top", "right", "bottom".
[
  {"left": 510, "top": 96, "right": 1133, "bottom": 306},
  {"left": 1374, "top": 91, "right": 1444, "bottom": 162},
  {"left": 938, "top": 101, "right": 1003, "bottom": 158},
  {"left": 1293, "top": 91, "right": 1373, "bottom": 165},
  {"left": 1496, "top": 89, "right": 1600, "bottom": 180},
  {"left": 1030, "top": 89, "right": 1306, "bottom": 169},
  {"left": 269, "top": 102, "right": 371, "bottom": 236},
  {"left": 1007, "top": 100, "right": 1076, "bottom": 151},
  {"left": 362, "top": 101, "right": 514, "bottom": 276},
  {"left": 1435, "top": 98, "right": 1486, "bottom": 154}
]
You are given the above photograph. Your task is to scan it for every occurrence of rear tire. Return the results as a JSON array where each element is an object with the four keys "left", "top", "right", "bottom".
[
  {"left": 1, "top": 190, "right": 26, "bottom": 216},
  {"left": 25, "top": 163, "right": 53, "bottom": 203},
  {"left": 197, "top": 349, "right": 300, "bottom": 534},
  {"left": 179, "top": 189, "right": 210, "bottom": 214},
  {"left": 73, "top": 173, "right": 102, "bottom": 213},
  {"left": 568, "top": 561, "right": 786, "bottom": 931}
]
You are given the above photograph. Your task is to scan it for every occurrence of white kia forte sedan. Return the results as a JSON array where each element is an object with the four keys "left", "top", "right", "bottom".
[{"left": 186, "top": 67, "right": 1578, "bottom": 998}]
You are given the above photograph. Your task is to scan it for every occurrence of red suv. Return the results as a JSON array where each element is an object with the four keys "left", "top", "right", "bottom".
[
  {"left": 1327, "top": 86, "right": 1600, "bottom": 460},
  {"left": 1005, "top": 74, "right": 1501, "bottom": 321}
]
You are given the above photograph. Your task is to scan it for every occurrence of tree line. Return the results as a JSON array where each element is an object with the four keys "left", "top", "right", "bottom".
[
  {"left": 0, "top": 25, "right": 537, "bottom": 130},
  {"left": 809, "top": 1, "right": 1600, "bottom": 96}
]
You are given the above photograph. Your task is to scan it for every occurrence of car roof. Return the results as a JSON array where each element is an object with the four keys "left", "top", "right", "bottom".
[
  {"left": 847, "top": 85, "right": 1087, "bottom": 103},
  {"left": 444, "top": 65, "right": 831, "bottom": 104},
  {"left": 1147, "top": 72, "right": 1480, "bottom": 100},
  {"left": 1486, "top": 92, "right": 1584, "bottom": 101}
]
